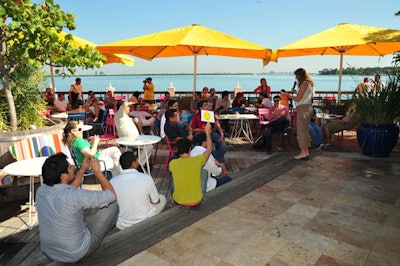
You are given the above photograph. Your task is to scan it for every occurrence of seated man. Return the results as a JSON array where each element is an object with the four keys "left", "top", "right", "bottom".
[
  {"left": 84, "top": 90, "right": 98, "bottom": 109},
  {"left": 191, "top": 100, "right": 226, "bottom": 165},
  {"left": 169, "top": 122, "right": 212, "bottom": 206},
  {"left": 322, "top": 110, "right": 355, "bottom": 146},
  {"left": 264, "top": 95, "right": 290, "bottom": 153},
  {"left": 110, "top": 151, "right": 166, "bottom": 230},
  {"left": 208, "top": 88, "right": 219, "bottom": 109},
  {"left": 104, "top": 90, "right": 117, "bottom": 109},
  {"left": 191, "top": 132, "right": 232, "bottom": 193},
  {"left": 159, "top": 100, "right": 181, "bottom": 139},
  {"left": 114, "top": 101, "right": 153, "bottom": 168},
  {"left": 164, "top": 109, "right": 193, "bottom": 142},
  {"left": 44, "top": 87, "right": 55, "bottom": 107},
  {"left": 158, "top": 91, "right": 171, "bottom": 110},
  {"left": 88, "top": 97, "right": 106, "bottom": 123},
  {"left": 52, "top": 93, "right": 68, "bottom": 112},
  {"left": 36, "top": 154, "right": 118, "bottom": 263},
  {"left": 201, "top": 86, "right": 210, "bottom": 99},
  {"left": 214, "top": 90, "right": 231, "bottom": 135},
  {"left": 309, "top": 109, "right": 323, "bottom": 148},
  {"left": 255, "top": 91, "right": 272, "bottom": 108},
  {"left": 130, "top": 104, "right": 156, "bottom": 135},
  {"left": 190, "top": 92, "right": 202, "bottom": 113},
  {"left": 128, "top": 91, "right": 140, "bottom": 104},
  {"left": 310, "top": 119, "right": 323, "bottom": 148}
]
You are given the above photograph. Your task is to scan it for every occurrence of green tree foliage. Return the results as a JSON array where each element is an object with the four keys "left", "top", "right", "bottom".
[
  {"left": 0, "top": 66, "right": 48, "bottom": 131},
  {"left": 318, "top": 66, "right": 395, "bottom": 75},
  {"left": 0, "top": 0, "right": 106, "bottom": 131}
]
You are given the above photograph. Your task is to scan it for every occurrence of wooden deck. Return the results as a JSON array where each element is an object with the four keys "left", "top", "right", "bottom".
[{"left": 0, "top": 135, "right": 302, "bottom": 265}]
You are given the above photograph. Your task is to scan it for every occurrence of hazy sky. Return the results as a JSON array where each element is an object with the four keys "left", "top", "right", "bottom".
[{"left": 49, "top": 0, "right": 399, "bottom": 75}]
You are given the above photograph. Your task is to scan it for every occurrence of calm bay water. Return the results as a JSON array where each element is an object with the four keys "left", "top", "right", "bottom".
[{"left": 49, "top": 74, "right": 379, "bottom": 94}]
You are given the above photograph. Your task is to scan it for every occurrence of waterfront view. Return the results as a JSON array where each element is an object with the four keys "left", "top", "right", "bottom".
[{"left": 49, "top": 73, "right": 379, "bottom": 93}]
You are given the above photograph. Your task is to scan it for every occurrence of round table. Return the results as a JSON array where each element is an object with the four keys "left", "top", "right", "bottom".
[
  {"left": 116, "top": 135, "right": 161, "bottom": 175},
  {"left": 51, "top": 112, "right": 68, "bottom": 119},
  {"left": 4, "top": 157, "right": 48, "bottom": 229}
]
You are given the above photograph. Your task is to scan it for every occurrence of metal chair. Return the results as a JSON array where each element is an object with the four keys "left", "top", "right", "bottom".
[
  {"left": 68, "top": 112, "right": 87, "bottom": 122},
  {"left": 163, "top": 136, "right": 178, "bottom": 176},
  {"left": 88, "top": 109, "right": 117, "bottom": 147},
  {"left": 89, "top": 109, "right": 108, "bottom": 134},
  {"left": 69, "top": 148, "right": 113, "bottom": 186},
  {"left": 115, "top": 95, "right": 126, "bottom": 101},
  {"left": 257, "top": 108, "right": 270, "bottom": 137},
  {"left": 258, "top": 108, "right": 291, "bottom": 150}
]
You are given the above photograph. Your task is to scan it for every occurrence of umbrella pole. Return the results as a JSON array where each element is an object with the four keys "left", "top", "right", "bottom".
[
  {"left": 192, "top": 52, "right": 197, "bottom": 97},
  {"left": 337, "top": 52, "right": 343, "bottom": 105}
]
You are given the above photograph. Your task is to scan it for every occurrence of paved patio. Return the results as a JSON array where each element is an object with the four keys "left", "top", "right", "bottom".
[{"left": 119, "top": 151, "right": 400, "bottom": 266}]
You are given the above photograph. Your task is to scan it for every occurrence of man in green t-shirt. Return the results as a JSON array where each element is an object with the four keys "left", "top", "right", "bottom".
[{"left": 169, "top": 122, "right": 212, "bottom": 206}]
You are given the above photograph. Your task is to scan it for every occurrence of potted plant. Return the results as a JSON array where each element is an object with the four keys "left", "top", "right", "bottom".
[{"left": 352, "top": 62, "right": 400, "bottom": 157}]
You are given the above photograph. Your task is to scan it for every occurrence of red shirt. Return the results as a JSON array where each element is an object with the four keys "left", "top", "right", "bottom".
[
  {"left": 254, "top": 85, "right": 271, "bottom": 97},
  {"left": 190, "top": 112, "right": 216, "bottom": 130},
  {"left": 268, "top": 105, "right": 290, "bottom": 122}
]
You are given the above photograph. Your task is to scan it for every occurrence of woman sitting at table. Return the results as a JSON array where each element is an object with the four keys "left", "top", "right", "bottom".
[
  {"left": 232, "top": 92, "right": 249, "bottom": 108},
  {"left": 63, "top": 121, "right": 122, "bottom": 176}
]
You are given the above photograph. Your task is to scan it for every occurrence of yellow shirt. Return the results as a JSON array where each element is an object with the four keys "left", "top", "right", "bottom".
[
  {"left": 143, "top": 83, "right": 154, "bottom": 101},
  {"left": 169, "top": 155, "right": 206, "bottom": 206}
]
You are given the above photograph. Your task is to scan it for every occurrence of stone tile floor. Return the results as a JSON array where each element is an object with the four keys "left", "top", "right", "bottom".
[{"left": 118, "top": 151, "right": 400, "bottom": 266}]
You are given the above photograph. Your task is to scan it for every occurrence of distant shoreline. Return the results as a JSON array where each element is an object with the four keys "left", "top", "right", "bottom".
[
  {"left": 46, "top": 72, "right": 325, "bottom": 78},
  {"left": 45, "top": 70, "right": 390, "bottom": 78}
]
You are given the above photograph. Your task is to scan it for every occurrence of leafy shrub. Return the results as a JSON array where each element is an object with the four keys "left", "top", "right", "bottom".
[{"left": 0, "top": 66, "right": 48, "bottom": 131}]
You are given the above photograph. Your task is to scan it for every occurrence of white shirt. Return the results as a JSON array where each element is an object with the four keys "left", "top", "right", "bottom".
[
  {"left": 261, "top": 98, "right": 273, "bottom": 108},
  {"left": 114, "top": 105, "right": 152, "bottom": 166},
  {"left": 53, "top": 99, "right": 67, "bottom": 112},
  {"left": 115, "top": 105, "right": 139, "bottom": 139},
  {"left": 110, "top": 169, "right": 160, "bottom": 230},
  {"left": 190, "top": 146, "right": 221, "bottom": 192},
  {"left": 130, "top": 110, "right": 152, "bottom": 121},
  {"left": 160, "top": 114, "right": 166, "bottom": 138},
  {"left": 297, "top": 81, "right": 315, "bottom": 106}
]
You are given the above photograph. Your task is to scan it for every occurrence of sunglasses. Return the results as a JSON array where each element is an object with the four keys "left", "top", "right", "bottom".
[
  {"left": 72, "top": 127, "right": 82, "bottom": 131},
  {"left": 274, "top": 100, "right": 280, "bottom": 103}
]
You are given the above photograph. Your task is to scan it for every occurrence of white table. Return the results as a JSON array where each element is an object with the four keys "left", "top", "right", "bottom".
[
  {"left": 116, "top": 135, "right": 161, "bottom": 175},
  {"left": 316, "top": 113, "right": 343, "bottom": 127},
  {"left": 218, "top": 114, "right": 259, "bottom": 143},
  {"left": 4, "top": 157, "right": 48, "bottom": 229},
  {"left": 51, "top": 112, "right": 68, "bottom": 119},
  {"left": 81, "top": 124, "right": 93, "bottom": 131},
  {"left": 245, "top": 107, "right": 257, "bottom": 113}
]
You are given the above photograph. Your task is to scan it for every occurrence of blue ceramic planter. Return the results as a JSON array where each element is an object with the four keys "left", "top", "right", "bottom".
[{"left": 357, "top": 123, "right": 399, "bottom": 157}]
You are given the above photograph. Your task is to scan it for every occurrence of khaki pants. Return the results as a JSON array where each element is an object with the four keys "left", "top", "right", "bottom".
[{"left": 296, "top": 105, "right": 313, "bottom": 149}]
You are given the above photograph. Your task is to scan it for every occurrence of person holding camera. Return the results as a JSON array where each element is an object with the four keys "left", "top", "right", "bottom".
[{"left": 142, "top": 77, "right": 154, "bottom": 103}]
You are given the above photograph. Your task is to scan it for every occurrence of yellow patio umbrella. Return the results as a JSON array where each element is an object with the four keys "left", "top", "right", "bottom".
[
  {"left": 97, "top": 24, "right": 273, "bottom": 92},
  {"left": 272, "top": 23, "right": 400, "bottom": 103},
  {"left": 50, "top": 32, "right": 134, "bottom": 90}
]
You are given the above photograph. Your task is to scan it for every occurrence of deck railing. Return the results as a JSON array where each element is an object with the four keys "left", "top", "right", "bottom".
[{"left": 58, "top": 90, "right": 355, "bottom": 107}]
